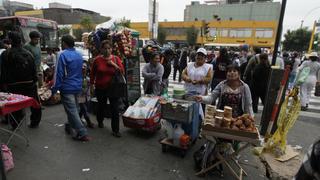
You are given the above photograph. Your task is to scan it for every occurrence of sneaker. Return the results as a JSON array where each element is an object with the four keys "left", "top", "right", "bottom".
[
  {"left": 112, "top": 132, "right": 122, "bottom": 138},
  {"left": 64, "top": 123, "right": 71, "bottom": 135},
  {"left": 78, "top": 135, "right": 91, "bottom": 142},
  {"left": 301, "top": 106, "right": 308, "bottom": 111},
  {"left": 306, "top": 104, "right": 309, "bottom": 108}
]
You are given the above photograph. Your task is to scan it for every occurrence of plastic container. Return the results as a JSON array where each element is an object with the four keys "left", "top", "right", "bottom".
[
  {"left": 173, "top": 124, "right": 184, "bottom": 146},
  {"left": 180, "top": 134, "right": 190, "bottom": 147}
]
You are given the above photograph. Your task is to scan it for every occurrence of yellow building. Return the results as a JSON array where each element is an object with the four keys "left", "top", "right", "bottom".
[{"left": 131, "top": 20, "right": 277, "bottom": 48}]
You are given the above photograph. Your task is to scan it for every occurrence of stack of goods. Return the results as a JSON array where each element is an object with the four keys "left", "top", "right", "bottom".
[
  {"left": 123, "top": 96, "right": 160, "bottom": 119},
  {"left": 86, "top": 27, "right": 135, "bottom": 59},
  {"left": 112, "top": 29, "right": 133, "bottom": 58},
  {"left": 0, "top": 93, "right": 31, "bottom": 106},
  {"left": 173, "top": 87, "right": 186, "bottom": 99},
  {"left": 204, "top": 105, "right": 216, "bottom": 126},
  {"left": 203, "top": 106, "right": 257, "bottom": 133}
]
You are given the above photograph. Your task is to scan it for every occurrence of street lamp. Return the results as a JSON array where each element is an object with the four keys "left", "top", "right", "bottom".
[{"left": 300, "top": 6, "right": 320, "bottom": 28}]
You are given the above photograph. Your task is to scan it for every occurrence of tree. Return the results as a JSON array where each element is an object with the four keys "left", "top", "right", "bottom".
[
  {"left": 186, "top": 26, "right": 199, "bottom": 46},
  {"left": 58, "top": 27, "right": 70, "bottom": 36},
  {"left": 282, "top": 28, "right": 312, "bottom": 52},
  {"left": 73, "top": 29, "right": 84, "bottom": 41},
  {"left": 157, "top": 26, "right": 167, "bottom": 45},
  {"left": 80, "top": 16, "right": 94, "bottom": 32},
  {"left": 117, "top": 17, "right": 131, "bottom": 28}
]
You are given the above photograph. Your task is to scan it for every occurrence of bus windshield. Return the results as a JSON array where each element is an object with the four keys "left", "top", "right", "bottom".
[{"left": 0, "top": 16, "right": 59, "bottom": 50}]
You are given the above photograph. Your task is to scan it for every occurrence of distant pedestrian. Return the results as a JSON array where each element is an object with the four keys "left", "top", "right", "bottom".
[
  {"left": 211, "top": 47, "right": 232, "bottom": 90},
  {"left": 160, "top": 48, "right": 174, "bottom": 93},
  {"left": 179, "top": 50, "right": 188, "bottom": 82},
  {"left": 251, "top": 53, "right": 271, "bottom": 112},
  {"left": 299, "top": 52, "right": 320, "bottom": 111},
  {"left": 173, "top": 50, "right": 181, "bottom": 81},
  {"left": 142, "top": 52, "right": 164, "bottom": 95},
  {"left": 288, "top": 52, "right": 301, "bottom": 89},
  {"left": 24, "top": 31, "right": 43, "bottom": 87},
  {"left": 52, "top": 35, "right": 90, "bottom": 141}
]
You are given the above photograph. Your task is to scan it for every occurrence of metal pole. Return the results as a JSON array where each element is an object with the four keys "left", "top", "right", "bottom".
[
  {"left": 271, "top": 0, "right": 287, "bottom": 66},
  {"left": 152, "top": 0, "right": 156, "bottom": 40},
  {"left": 308, "top": 21, "right": 317, "bottom": 53}
]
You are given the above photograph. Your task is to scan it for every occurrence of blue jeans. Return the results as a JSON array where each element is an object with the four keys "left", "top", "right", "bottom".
[{"left": 61, "top": 93, "right": 88, "bottom": 138}]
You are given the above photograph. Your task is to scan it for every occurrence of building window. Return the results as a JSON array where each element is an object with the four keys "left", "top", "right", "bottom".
[
  {"left": 209, "top": 28, "right": 217, "bottom": 37},
  {"left": 219, "top": 28, "right": 229, "bottom": 37},
  {"left": 229, "top": 28, "right": 252, "bottom": 38},
  {"left": 255, "top": 28, "right": 273, "bottom": 38},
  {"left": 165, "top": 28, "right": 187, "bottom": 36}
]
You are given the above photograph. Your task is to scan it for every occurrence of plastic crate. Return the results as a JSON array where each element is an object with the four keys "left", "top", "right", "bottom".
[
  {"left": 122, "top": 113, "right": 161, "bottom": 132},
  {"left": 161, "top": 100, "right": 193, "bottom": 124}
]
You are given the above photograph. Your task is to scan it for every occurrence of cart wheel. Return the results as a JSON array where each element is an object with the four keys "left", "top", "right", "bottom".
[
  {"left": 162, "top": 144, "right": 168, "bottom": 153},
  {"left": 180, "top": 150, "right": 187, "bottom": 158}
]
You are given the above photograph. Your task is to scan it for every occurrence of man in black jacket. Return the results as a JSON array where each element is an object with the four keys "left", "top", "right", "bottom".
[{"left": 0, "top": 32, "right": 42, "bottom": 129}]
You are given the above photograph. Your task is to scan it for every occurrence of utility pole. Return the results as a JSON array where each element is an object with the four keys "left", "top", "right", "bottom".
[
  {"left": 151, "top": 0, "right": 156, "bottom": 40},
  {"left": 271, "top": 0, "right": 287, "bottom": 66}
]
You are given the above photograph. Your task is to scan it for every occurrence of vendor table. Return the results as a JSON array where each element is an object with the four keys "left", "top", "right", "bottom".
[
  {"left": 0, "top": 93, "right": 40, "bottom": 146},
  {"left": 195, "top": 129, "right": 261, "bottom": 180}
]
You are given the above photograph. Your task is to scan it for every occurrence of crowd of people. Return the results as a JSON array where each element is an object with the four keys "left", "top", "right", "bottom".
[
  {"left": 0, "top": 30, "right": 319, "bottom": 143},
  {"left": 142, "top": 44, "right": 320, "bottom": 115}
]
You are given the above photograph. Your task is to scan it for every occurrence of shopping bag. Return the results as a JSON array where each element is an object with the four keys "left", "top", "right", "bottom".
[
  {"left": 107, "top": 56, "right": 126, "bottom": 98},
  {"left": 295, "top": 67, "right": 310, "bottom": 86},
  {"left": 1, "top": 144, "right": 14, "bottom": 172}
]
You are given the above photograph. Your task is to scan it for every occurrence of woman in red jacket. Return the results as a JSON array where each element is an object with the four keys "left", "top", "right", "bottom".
[{"left": 90, "top": 40, "right": 124, "bottom": 137}]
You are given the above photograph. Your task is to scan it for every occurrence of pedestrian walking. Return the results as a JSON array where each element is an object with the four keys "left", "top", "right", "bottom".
[
  {"left": 90, "top": 39, "right": 124, "bottom": 137},
  {"left": 24, "top": 31, "right": 43, "bottom": 87},
  {"left": 288, "top": 52, "right": 301, "bottom": 89},
  {"left": 52, "top": 35, "right": 90, "bottom": 141},
  {"left": 299, "top": 52, "right": 320, "bottom": 111},
  {"left": 160, "top": 48, "right": 174, "bottom": 93},
  {"left": 0, "top": 32, "right": 42, "bottom": 129},
  {"left": 251, "top": 53, "right": 271, "bottom": 111},
  {"left": 179, "top": 50, "right": 188, "bottom": 82},
  {"left": 211, "top": 47, "right": 232, "bottom": 90},
  {"left": 173, "top": 49, "right": 181, "bottom": 81}
]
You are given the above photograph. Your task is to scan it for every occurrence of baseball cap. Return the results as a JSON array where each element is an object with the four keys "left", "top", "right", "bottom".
[
  {"left": 196, "top": 48, "right": 207, "bottom": 56},
  {"left": 309, "top": 52, "right": 318, "bottom": 57}
]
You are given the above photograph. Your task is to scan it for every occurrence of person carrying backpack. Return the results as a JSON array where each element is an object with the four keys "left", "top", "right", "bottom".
[{"left": 0, "top": 32, "right": 42, "bottom": 129}]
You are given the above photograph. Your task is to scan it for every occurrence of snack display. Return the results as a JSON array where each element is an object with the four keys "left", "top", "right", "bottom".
[{"left": 203, "top": 105, "right": 257, "bottom": 134}]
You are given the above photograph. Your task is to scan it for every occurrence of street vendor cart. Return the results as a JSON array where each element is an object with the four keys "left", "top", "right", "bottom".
[
  {"left": 195, "top": 106, "right": 262, "bottom": 180},
  {"left": 159, "top": 99, "right": 201, "bottom": 157}
]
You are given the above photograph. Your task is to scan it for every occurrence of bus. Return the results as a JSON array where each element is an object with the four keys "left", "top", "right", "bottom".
[{"left": 0, "top": 16, "right": 59, "bottom": 50}]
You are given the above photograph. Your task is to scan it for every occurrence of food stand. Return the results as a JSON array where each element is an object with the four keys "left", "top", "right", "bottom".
[
  {"left": 0, "top": 93, "right": 40, "bottom": 146},
  {"left": 195, "top": 106, "right": 262, "bottom": 179}
]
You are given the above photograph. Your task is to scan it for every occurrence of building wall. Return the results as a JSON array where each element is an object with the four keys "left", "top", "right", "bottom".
[
  {"left": 15, "top": 8, "right": 110, "bottom": 25},
  {"left": 131, "top": 20, "right": 277, "bottom": 48},
  {"left": 184, "top": 2, "right": 280, "bottom": 21},
  {"left": 49, "top": 2, "right": 71, "bottom": 9}
]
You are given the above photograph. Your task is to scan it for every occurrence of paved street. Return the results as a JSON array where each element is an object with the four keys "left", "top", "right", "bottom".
[{"left": 2, "top": 63, "right": 320, "bottom": 180}]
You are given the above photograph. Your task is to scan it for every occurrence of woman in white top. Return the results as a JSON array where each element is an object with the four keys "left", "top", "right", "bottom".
[
  {"left": 182, "top": 48, "right": 213, "bottom": 96},
  {"left": 299, "top": 52, "right": 320, "bottom": 111}
]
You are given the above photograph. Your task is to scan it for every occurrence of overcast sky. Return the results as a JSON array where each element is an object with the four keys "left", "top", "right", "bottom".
[{"left": 14, "top": 0, "right": 320, "bottom": 32}]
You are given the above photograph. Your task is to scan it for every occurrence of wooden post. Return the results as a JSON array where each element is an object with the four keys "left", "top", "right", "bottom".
[{"left": 308, "top": 21, "right": 317, "bottom": 53}]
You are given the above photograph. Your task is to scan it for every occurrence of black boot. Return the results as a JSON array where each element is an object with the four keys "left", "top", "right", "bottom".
[{"left": 85, "top": 117, "right": 94, "bottom": 128}]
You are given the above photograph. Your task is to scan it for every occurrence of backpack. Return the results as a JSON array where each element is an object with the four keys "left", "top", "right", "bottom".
[
  {"left": 8, "top": 48, "right": 35, "bottom": 82},
  {"left": 284, "top": 57, "right": 295, "bottom": 71}
]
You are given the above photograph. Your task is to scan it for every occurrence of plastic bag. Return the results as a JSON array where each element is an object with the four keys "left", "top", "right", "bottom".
[
  {"left": 264, "top": 87, "right": 301, "bottom": 156},
  {"left": 1, "top": 144, "right": 14, "bottom": 172},
  {"left": 295, "top": 67, "right": 310, "bottom": 86}
]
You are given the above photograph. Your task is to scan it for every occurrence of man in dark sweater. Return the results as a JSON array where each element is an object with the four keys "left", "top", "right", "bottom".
[{"left": 0, "top": 32, "right": 42, "bottom": 129}]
